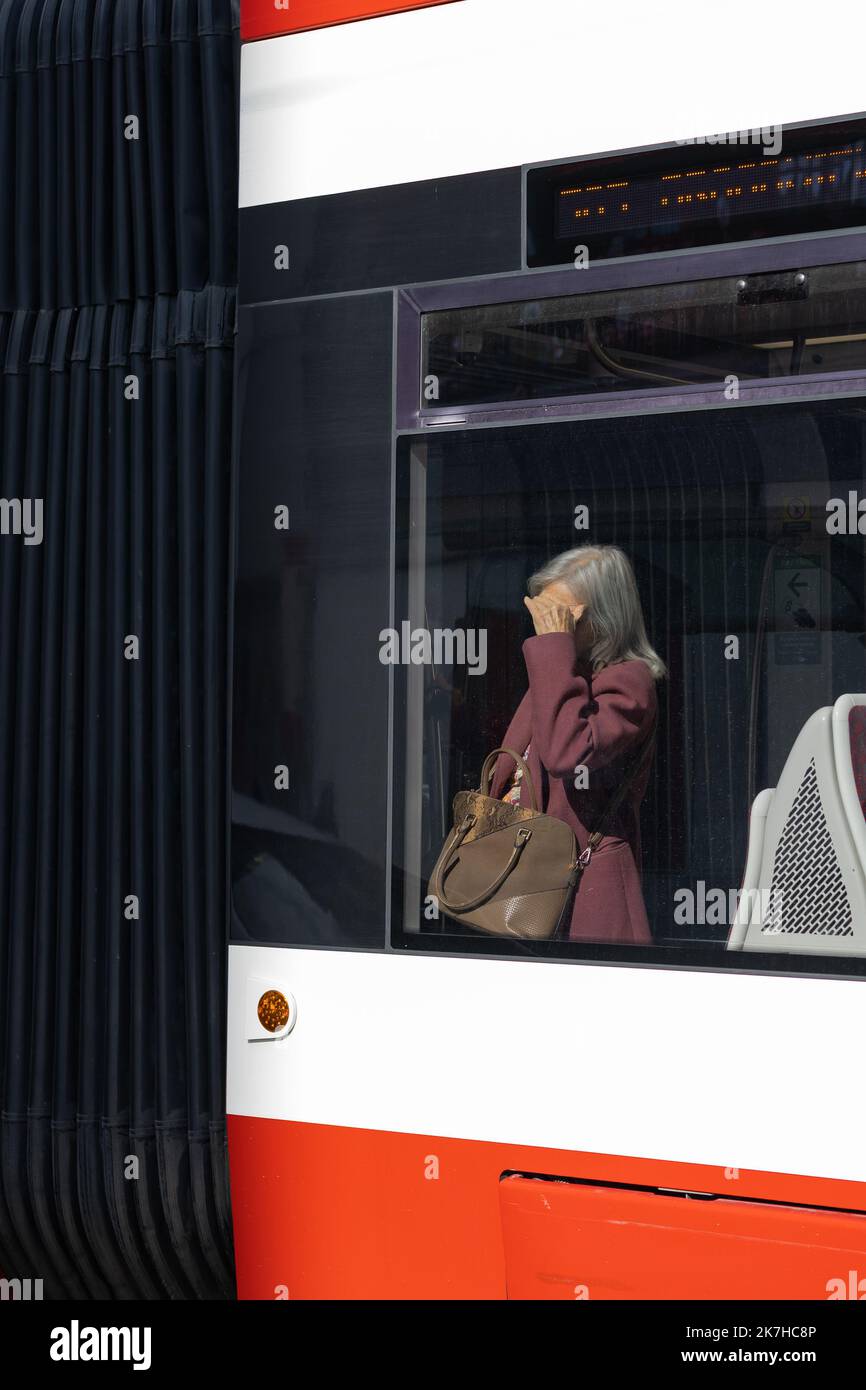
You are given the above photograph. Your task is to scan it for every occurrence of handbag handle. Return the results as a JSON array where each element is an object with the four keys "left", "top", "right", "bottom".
[
  {"left": 434, "top": 722, "right": 657, "bottom": 919},
  {"left": 479, "top": 746, "right": 538, "bottom": 811},
  {"left": 431, "top": 815, "right": 533, "bottom": 914}
]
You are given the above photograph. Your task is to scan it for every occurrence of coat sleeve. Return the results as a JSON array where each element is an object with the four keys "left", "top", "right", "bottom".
[{"left": 522, "top": 633, "right": 654, "bottom": 778}]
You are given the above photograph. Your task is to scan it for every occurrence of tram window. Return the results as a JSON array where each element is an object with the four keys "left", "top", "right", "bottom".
[
  {"left": 421, "top": 261, "right": 866, "bottom": 409},
  {"left": 391, "top": 399, "right": 866, "bottom": 969}
]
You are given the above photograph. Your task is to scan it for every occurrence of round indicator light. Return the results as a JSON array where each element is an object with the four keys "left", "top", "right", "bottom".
[{"left": 257, "top": 990, "right": 290, "bottom": 1034}]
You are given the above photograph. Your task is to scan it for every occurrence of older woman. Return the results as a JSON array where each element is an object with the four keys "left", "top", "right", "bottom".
[{"left": 490, "top": 545, "right": 665, "bottom": 944}]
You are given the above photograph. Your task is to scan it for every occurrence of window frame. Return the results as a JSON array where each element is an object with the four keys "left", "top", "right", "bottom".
[
  {"left": 390, "top": 234, "right": 866, "bottom": 981},
  {"left": 396, "top": 228, "right": 866, "bottom": 433}
]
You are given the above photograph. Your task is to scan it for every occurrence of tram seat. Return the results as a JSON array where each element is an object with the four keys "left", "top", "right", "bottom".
[{"left": 727, "top": 695, "right": 866, "bottom": 956}]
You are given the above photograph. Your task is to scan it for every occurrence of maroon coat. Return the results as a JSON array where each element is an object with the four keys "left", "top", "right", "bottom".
[{"left": 489, "top": 634, "right": 657, "bottom": 944}]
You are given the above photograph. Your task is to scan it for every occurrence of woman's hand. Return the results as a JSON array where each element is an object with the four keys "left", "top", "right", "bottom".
[{"left": 524, "top": 594, "right": 586, "bottom": 636}]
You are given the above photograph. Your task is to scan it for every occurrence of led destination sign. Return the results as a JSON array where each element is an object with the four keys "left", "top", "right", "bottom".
[
  {"left": 556, "top": 143, "right": 866, "bottom": 239},
  {"left": 526, "top": 120, "right": 866, "bottom": 266}
]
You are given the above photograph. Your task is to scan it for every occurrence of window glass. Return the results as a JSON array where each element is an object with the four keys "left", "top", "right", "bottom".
[
  {"left": 421, "top": 262, "right": 866, "bottom": 408},
  {"left": 391, "top": 400, "right": 866, "bottom": 968},
  {"left": 231, "top": 296, "right": 394, "bottom": 948}
]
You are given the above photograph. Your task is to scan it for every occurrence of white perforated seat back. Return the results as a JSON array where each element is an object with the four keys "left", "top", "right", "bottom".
[{"left": 728, "top": 696, "right": 866, "bottom": 956}]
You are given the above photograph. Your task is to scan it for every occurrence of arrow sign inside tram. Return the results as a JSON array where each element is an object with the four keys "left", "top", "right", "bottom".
[{"left": 787, "top": 572, "right": 808, "bottom": 597}]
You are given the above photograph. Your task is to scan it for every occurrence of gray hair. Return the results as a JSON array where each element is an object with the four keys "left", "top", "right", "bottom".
[{"left": 528, "top": 545, "right": 667, "bottom": 680}]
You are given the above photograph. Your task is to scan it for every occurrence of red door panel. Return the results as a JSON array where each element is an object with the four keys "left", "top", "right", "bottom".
[{"left": 499, "top": 1176, "right": 866, "bottom": 1300}]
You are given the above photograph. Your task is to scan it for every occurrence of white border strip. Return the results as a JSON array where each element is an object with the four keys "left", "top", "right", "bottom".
[
  {"left": 240, "top": 0, "right": 866, "bottom": 206},
  {"left": 228, "top": 943, "right": 866, "bottom": 1183}
]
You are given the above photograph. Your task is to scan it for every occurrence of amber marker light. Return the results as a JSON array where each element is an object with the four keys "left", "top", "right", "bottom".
[{"left": 257, "top": 990, "right": 290, "bottom": 1034}]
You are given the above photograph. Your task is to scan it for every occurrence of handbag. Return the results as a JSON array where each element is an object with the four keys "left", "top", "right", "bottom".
[{"left": 428, "top": 726, "right": 657, "bottom": 941}]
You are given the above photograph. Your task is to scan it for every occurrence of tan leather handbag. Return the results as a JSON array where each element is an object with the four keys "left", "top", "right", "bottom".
[{"left": 428, "top": 734, "right": 655, "bottom": 941}]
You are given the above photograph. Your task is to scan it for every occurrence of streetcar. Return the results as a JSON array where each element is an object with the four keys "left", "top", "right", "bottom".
[{"left": 227, "top": 0, "right": 866, "bottom": 1299}]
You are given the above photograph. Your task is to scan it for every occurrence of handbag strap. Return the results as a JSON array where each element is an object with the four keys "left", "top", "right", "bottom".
[
  {"left": 583, "top": 717, "right": 658, "bottom": 859},
  {"left": 431, "top": 816, "right": 534, "bottom": 913},
  {"left": 479, "top": 746, "right": 538, "bottom": 811}
]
